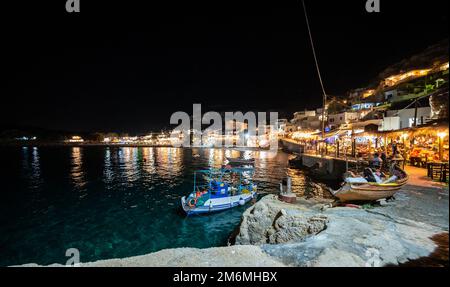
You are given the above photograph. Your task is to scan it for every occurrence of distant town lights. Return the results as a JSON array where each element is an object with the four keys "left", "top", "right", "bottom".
[
  {"left": 67, "top": 136, "right": 84, "bottom": 143},
  {"left": 16, "top": 136, "right": 37, "bottom": 141}
]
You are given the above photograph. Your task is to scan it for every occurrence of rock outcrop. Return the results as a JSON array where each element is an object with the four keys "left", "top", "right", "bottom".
[
  {"left": 236, "top": 194, "right": 446, "bottom": 267},
  {"left": 236, "top": 196, "right": 329, "bottom": 245}
]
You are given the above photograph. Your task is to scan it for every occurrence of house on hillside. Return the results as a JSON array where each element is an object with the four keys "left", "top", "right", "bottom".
[{"left": 381, "top": 107, "right": 432, "bottom": 131}]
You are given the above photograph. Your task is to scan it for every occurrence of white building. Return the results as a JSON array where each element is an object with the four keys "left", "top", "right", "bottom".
[
  {"left": 383, "top": 107, "right": 432, "bottom": 130},
  {"left": 277, "top": 119, "right": 297, "bottom": 135},
  {"left": 276, "top": 119, "right": 288, "bottom": 131},
  {"left": 327, "top": 112, "right": 359, "bottom": 128},
  {"left": 292, "top": 115, "right": 322, "bottom": 130},
  {"left": 380, "top": 116, "right": 401, "bottom": 131},
  {"left": 292, "top": 110, "right": 316, "bottom": 124}
]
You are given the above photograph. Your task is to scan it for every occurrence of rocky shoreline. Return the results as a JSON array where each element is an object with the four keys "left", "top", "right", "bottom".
[
  {"left": 236, "top": 195, "right": 445, "bottom": 266},
  {"left": 19, "top": 245, "right": 286, "bottom": 267},
  {"left": 16, "top": 167, "right": 449, "bottom": 267}
]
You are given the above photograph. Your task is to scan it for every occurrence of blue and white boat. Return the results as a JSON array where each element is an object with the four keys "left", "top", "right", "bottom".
[{"left": 181, "top": 167, "right": 257, "bottom": 215}]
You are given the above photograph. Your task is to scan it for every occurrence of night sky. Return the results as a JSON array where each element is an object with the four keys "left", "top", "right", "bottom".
[{"left": 2, "top": 0, "right": 448, "bottom": 133}]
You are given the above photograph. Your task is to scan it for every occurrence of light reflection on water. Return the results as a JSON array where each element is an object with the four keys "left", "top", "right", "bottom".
[
  {"left": 98, "top": 147, "right": 310, "bottom": 195},
  {"left": 20, "top": 147, "right": 43, "bottom": 190},
  {"left": 0, "top": 146, "right": 319, "bottom": 266},
  {"left": 142, "top": 147, "right": 156, "bottom": 175},
  {"left": 103, "top": 147, "right": 113, "bottom": 186},
  {"left": 71, "top": 147, "right": 86, "bottom": 190}
]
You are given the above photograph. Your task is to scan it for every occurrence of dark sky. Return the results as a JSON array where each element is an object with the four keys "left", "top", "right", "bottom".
[{"left": 2, "top": 0, "right": 448, "bottom": 133}]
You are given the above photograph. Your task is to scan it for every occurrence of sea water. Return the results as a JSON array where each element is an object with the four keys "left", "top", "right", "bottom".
[{"left": 0, "top": 146, "right": 322, "bottom": 266}]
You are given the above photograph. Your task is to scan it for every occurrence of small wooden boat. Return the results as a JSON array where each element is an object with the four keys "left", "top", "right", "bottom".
[
  {"left": 226, "top": 157, "right": 255, "bottom": 165},
  {"left": 331, "top": 166, "right": 409, "bottom": 202}
]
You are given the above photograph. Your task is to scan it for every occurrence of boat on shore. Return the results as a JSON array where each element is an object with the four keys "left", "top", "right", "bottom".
[
  {"left": 331, "top": 164, "right": 409, "bottom": 202},
  {"left": 181, "top": 167, "right": 257, "bottom": 215}
]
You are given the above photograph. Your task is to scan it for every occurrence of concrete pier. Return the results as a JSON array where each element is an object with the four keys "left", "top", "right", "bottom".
[
  {"left": 280, "top": 137, "right": 361, "bottom": 180},
  {"left": 280, "top": 138, "right": 304, "bottom": 154},
  {"left": 301, "top": 154, "right": 359, "bottom": 180}
]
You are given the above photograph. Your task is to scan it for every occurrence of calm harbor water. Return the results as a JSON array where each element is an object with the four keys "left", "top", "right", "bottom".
[{"left": 1, "top": 146, "right": 323, "bottom": 266}]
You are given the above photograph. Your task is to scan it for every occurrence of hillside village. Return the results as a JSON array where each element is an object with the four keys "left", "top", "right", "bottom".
[{"left": 279, "top": 40, "right": 449, "bottom": 175}]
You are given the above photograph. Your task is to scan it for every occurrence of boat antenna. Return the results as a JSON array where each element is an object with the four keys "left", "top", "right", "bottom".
[{"left": 300, "top": 0, "right": 327, "bottom": 141}]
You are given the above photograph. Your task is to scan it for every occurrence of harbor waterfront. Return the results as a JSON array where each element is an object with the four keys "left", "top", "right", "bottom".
[
  {"left": 2, "top": 0, "right": 449, "bottom": 273},
  {"left": 0, "top": 146, "right": 328, "bottom": 266}
]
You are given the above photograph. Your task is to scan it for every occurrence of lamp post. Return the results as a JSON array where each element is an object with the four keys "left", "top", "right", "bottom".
[
  {"left": 437, "top": 132, "right": 447, "bottom": 161},
  {"left": 337, "top": 139, "right": 340, "bottom": 158}
]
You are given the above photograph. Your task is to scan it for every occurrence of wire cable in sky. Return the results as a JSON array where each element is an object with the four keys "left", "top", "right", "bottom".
[{"left": 301, "top": 0, "right": 327, "bottom": 138}]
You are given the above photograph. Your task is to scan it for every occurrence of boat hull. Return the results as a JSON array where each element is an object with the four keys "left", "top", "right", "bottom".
[
  {"left": 333, "top": 176, "right": 408, "bottom": 202},
  {"left": 181, "top": 191, "right": 256, "bottom": 215}
]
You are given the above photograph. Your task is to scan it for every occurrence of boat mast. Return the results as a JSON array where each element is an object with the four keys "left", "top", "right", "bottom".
[
  {"left": 301, "top": 0, "right": 327, "bottom": 143},
  {"left": 193, "top": 171, "right": 197, "bottom": 192}
]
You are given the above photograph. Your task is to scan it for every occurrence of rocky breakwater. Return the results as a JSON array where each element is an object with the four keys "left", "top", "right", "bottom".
[{"left": 235, "top": 194, "right": 446, "bottom": 267}]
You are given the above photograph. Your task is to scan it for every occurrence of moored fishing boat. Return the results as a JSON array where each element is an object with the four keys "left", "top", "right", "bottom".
[
  {"left": 331, "top": 164, "right": 409, "bottom": 202},
  {"left": 181, "top": 167, "right": 257, "bottom": 215}
]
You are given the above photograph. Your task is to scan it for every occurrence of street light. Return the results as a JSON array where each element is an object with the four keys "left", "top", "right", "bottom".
[
  {"left": 437, "top": 131, "right": 448, "bottom": 161},
  {"left": 437, "top": 132, "right": 447, "bottom": 139}
]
